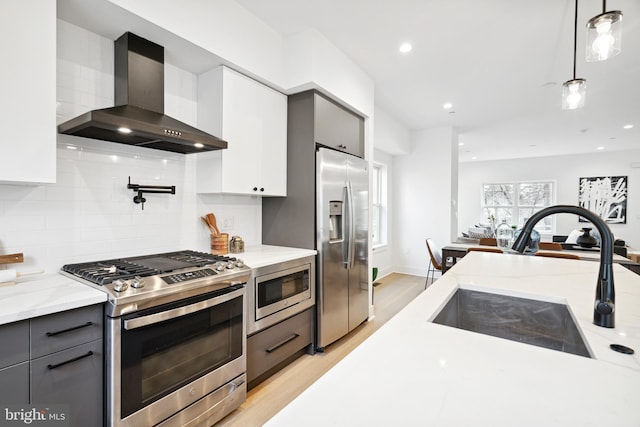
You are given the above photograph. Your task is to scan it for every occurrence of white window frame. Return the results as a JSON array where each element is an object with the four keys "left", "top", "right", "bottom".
[
  {"left": 481, "top": 180, "right": 556, "bottom": 234},
  {"left": 372, "top": 162, "right": 388, "bottom": 248}
]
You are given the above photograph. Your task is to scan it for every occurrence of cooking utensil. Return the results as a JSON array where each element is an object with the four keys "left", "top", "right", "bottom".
[
  {"left": 0, "top": 253, "right": 24, "bottom": 265},
  {"left": 201, "top": 216, "right": 218, "bottom": 235},
  {"left": 206, "top": 213, "right": 221, "bottom": 235}
]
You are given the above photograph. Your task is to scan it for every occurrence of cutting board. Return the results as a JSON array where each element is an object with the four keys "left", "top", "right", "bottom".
[{"left": 0, "top": 253, "right": 24, "bottom": 264}]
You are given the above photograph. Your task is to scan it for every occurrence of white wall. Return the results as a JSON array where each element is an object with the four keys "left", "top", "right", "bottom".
[
  {"left": 372, "top": 106, "right": 411, "bottom": 278},
  {"left": 107, "top": 0, "right": 375, "bottom": 120},
  {"left": 458, "top": 149, "right": 640, "bottom": 248},
  {"left": 373, "top": 107, "right": 411, "bottom": 156},
  {"left": 0, "top": 21, "right": 261, "bottom": 274},
  {"left": 392, "top": 127, "right": 458, "bottom": 277},
  {"left": 372, "top": 149, "right": 394, "bottom": 279},
  {"left": 108, "top": 0, "right": 285, "bottom": 85}
]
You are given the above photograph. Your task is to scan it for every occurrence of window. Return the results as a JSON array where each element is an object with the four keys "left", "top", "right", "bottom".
[
  {"left": 482, "top": 181, "right": 555, "bottom": 233},
  {"left": 372, "top": 163, "right": 387, "bottom": 247}
]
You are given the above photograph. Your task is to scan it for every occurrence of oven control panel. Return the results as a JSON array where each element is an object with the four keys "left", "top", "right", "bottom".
[{"left": 162, "top": 268, "right": 218, "bottom": 284}]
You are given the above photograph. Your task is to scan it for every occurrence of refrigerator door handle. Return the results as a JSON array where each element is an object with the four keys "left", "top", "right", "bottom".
[
  {"left": 344, "top": 181, "right": 355, "bottom": 269},
  {"left": 342, "top": 185, "right": 350, "bottom": 268}
]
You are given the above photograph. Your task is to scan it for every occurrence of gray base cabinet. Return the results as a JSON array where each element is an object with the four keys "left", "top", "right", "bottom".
[
  {"left": 247, "top": 308, "right": 314, "bottom": 388},
  {"left": 31, "top": 340, "right": 103, "bottom": 426},
  {"left": 0, "top": 362, "right": 29, "bottom": 404},
  {"left": 0, "top": 304, "right": 103, "bottom": 426}
]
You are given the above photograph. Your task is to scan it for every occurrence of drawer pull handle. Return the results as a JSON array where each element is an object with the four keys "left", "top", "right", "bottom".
[
  {"left": 46, "top": 322, "right": 93, "bottom": 337},
  {"left": 265, "top": 333, "right": 300, "bottom": 353},
  {"left": 47, "top": 351, "right": 94, "bottom": 370}
]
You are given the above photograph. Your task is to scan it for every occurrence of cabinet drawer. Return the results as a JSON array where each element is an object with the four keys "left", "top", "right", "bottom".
[
  {"left": 30, "top": 304, "right": 103, "bottom": 358},
  {"left": 247, "top": 308, "right": 313, "bottom": 383},
  {"left": 31, "top": 340, "right": 103, "bottom": 426},
  {"left": 0, "top": 361, "right": 29, "bottom": 404},
  {"left": 0, "top": 320, "right": 29, "bottom": 369}
]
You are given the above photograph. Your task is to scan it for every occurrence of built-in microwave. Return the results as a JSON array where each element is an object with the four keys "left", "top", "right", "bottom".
[{"left": 247, "top": 256, "right": 315, "bottom": 334}]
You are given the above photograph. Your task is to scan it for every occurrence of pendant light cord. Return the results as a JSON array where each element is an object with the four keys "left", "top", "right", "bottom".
[{"left": 572, "top": 0, "right": 578, "bottom": 80}]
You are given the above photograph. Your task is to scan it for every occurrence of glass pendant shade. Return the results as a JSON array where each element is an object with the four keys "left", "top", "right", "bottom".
[
  {"left": 562, "top": 78, "right": 586, "bottom": 110},
  {"left": 586, "top": 10, "right": 622, "bottom": 61}
]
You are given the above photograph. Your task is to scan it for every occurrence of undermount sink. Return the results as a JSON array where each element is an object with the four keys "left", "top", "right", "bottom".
[{"left": 432, "top": 289, "right": 592, "bottom": 358}]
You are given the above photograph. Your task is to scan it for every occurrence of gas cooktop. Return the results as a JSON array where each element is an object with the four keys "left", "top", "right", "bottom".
[
  {"left": 62, "top": 250, "right": 240, "bottom": 286},
  {"left": 61, "top": 250, "right": 251, "bottom": 316}
]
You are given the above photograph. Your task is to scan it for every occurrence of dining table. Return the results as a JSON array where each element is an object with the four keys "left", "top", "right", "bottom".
[{"left": 441, "top": 241, "right": 640, "bottom": 275}]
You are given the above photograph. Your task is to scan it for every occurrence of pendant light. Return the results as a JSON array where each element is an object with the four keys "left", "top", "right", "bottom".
[
  {"left": 586, "top": 1, "right": 622, "bottom": 62},
  {"left": 563, "top": 0, "right": 586, "bottom": 110}
]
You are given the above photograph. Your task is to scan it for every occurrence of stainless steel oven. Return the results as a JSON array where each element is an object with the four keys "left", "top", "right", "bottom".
[
  {"left": 62, "top": 250, "right": 251, "bottom": 427},
  {"left": 248, "top": 255, "right": 315, "bottom": 334},
  {"left": 109, "top": 285, "right": 245, "bottom": 426}
]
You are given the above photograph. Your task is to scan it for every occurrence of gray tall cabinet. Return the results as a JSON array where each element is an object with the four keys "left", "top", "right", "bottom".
[{"left": 262, "top": 90, "right": 364, "bottom": 249}]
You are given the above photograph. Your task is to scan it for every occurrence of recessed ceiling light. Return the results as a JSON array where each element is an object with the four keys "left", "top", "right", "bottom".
[
  {"left": 443, "top": 103, "right": 453, "bottom": 109},
  {"left": 194, "top": 143, "right": 204, "bottom": 148},
  {"left": 597, "top": 146, "right": 605, "bottom": 150},
  {"left": 623, "top": 124, "right": 633, "bottom": 129},
  {"left": 118, "top": 127, "right": 132, "bottom": 134},
  {"left": 66, "top": 145, "right": 77, "bottom": 150},
  {"left": 399, "top": 42, "right": 412, "bottom": 53}
]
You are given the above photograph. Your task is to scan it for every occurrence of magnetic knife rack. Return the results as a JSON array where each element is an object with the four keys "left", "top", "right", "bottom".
[{"left": 127, "top": 176, "right": 176, "bottom": 210}]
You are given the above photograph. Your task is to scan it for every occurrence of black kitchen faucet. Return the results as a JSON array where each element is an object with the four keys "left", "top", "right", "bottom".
[{"left": 512, "top": 205, "right": 615, "bottom": 328}]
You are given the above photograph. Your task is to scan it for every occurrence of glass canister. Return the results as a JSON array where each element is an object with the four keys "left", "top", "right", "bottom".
[
  {"left": 229, "top": 236, "right": 244, "bottom": 253},
  {"left": 495, "top": 220, "right": 514, "bottom": 250}
]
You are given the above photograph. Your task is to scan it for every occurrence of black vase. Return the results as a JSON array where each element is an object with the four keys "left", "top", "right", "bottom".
[{"left": 576, "top": 227, "right": 598, "bottom": 248}]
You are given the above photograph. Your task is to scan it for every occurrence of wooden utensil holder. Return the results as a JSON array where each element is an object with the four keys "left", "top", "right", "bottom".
[{"left": 210, "top": 233, "right": 229, "bottom": 255}]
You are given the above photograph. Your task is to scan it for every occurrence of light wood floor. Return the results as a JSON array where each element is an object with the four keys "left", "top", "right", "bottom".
[{"left": 218, "top": 273, "right": 427, "bottom": 427}]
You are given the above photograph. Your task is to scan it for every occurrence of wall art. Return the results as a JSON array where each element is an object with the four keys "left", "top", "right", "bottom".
[{"left": 578, "top": 176, "right": 627, "bottom": 224}]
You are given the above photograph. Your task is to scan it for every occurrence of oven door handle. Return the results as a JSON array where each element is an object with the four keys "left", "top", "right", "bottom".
[{"left": 123, "top": 287, "right": 244, "bottom": 330}]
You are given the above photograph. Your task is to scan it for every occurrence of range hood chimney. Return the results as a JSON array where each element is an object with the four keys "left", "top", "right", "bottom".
[{"left": 58, "top": 32, "right": 227, "bottom": 154}]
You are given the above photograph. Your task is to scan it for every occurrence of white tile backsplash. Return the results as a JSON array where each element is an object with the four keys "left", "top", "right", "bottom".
[{"left": 0, "top": 20, "right": 262, "bottom": 273}]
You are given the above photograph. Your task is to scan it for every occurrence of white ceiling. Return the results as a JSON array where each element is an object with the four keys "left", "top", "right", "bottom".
[{"left": 236, "top": 0, "right": 640, "bottom": 162}]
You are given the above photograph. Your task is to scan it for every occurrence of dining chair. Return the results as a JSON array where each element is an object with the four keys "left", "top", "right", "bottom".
[
  {"left": 479, "top": 237, "right": 497, "bottom": 246},
  {"left": 425, "top": 239, "right": 450, "bottom": 289},
  {"left": 534, "top": 251, "right": 580, "bottom": 260},
  {"left": 467, "top": 247, "right": 503, "bottom": 253},
  {"left": 538, "top": 242, "right": 563, "bottom": 251}
]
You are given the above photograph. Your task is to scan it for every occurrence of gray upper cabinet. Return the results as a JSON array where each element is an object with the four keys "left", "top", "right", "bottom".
[{"left": 314, "top": 92, "right": 364, "bottom": 158}]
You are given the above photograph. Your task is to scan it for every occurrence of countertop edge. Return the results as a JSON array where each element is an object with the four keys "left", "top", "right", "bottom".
[{"left": 0, "top": 273, "right": 107, "bottom": 326}]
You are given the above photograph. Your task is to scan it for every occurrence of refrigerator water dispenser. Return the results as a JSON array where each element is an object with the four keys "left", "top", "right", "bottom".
[{"left": 329, "top": 201, "right": 343, "bottom": 241}]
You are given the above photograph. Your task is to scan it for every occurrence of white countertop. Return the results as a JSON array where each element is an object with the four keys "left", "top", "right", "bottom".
[
  {"left": 266, "top": 252, "right": 640, "bottom": 426},
  {"left": 0, "top": 273, "right": 107, "bottom": 325},
  {"left": 234, "top": 245, "right": 316, "bottom": 269},
  {"left": 0, "top": 245, "right": 314, "bottom": 326}
]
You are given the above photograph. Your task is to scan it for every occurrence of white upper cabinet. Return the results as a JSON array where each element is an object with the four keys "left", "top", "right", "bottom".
[
  {"left": 0, "top": 0, "right": 56, "bottom": 184},
  {"left": 196, "top": 66, "right": 287, "bottom": 196}
]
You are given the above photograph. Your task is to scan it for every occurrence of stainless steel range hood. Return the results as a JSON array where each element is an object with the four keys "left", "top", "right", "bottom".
[{"left": 58, "top": 32, "right": 227, "bottom": 154}]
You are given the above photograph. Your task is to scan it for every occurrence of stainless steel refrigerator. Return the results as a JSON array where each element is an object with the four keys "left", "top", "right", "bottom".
[
  {"left": 262, "top": 89, "right": 368, "bottom": 351},
  {"left": 316, "top": 147, "right": 369, "bottom": 349}
]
